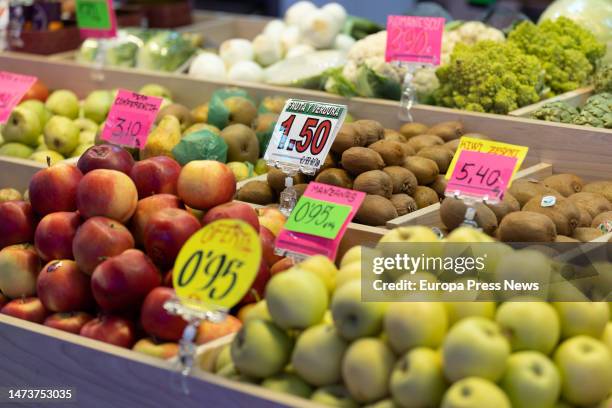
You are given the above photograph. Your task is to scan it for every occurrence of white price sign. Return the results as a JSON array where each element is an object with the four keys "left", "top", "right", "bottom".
[{"left": 264, "top": 99, "right": 347, "bottom": 174}]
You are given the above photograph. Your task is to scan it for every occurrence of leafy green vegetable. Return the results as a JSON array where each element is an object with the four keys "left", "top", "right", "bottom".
[
  {"left": 594, "top": 65, "right": 612, "bottom": 94},
  {"left": 531, "top": 101, "right": 579, "bottom": 123}
]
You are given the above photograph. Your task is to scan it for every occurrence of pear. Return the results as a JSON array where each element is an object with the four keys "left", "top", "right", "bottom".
[
  {"left": 140, "top": 115, "right": 182, "bottom": 160},
  {"left": 225, "top": 96, "right": 257, "bottom": 125},
  {"left": 220, "top": 123, "right": 259, "bottom": 164},
  {"left": 2, "top": 107, "right": 42, "bottom": 147},
  {"left": 43, "top": 116, "right": 80, "bottom": 156},
  {"left": 29, "top": 150, "right": 64, "bottom": 166},
  {"left": 183, "top": 122, "right": 220, "bottom": 137},
  {"left": 45, "top": 89, "right": 80, "bottom": 119},
  {"left": 156, "top": 104, "right": 194, "bottom": 131},
  {"left": 261, "top": 372, "right": 313, "bottom": 398},
  {"left": 74, "top": 118, "right": 98, "bottom": 134},
  {"left": 83, "top": 90, "right": 113, "bottom": 124},
  {"left": 191, "top": 103, "right": 208, "bottom": 123},
  {"left": 19, "top": 100, "right": 51, "bottom": 127},
  {"left": 138, "top": 83, "right": 172, "bottom": 100},
  {"left": 71, "top": 143, "right": 94, "bottom": 158},
  {"left": 0, "top": 142, "right": 35, "bottom": 158}
]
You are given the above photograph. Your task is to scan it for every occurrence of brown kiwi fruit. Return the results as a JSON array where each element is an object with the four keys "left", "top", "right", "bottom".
[
  {"left": 353, "top": 170, "right": 394, "bottom": 198},
  {"left": 542, "top": 174, "right": 584, "bottom": 197},
  {"left": 413, "top": 186, "right": 440, "bottom": 209},
  {"left": 443, "top": 139, "right": 460, "bottom": 153},
  {"left": 578, "top": 208, "right": 593, "bottom": 227},
  {"left": 390, "top": 194, "right": 417, "bottom": 216},
  {"left": 429, "top": 175, "right": 448, "bottom": 199},
  {"left": 399, "top": 143, "right": 416, "bottom": 157},
  {"left": 331, "top": 123, "right": 367, "bottom": 154},
  {"left": 383, "top": 129, "right": 407, "bottom": 143},
  {"left": 591, "top": 211, "right": 612, "bottom": 228},
  {"left": 583, "top": 181, "right": 612, "bottom": 203},
  {"left": 368, "top": 140, "right": 406, "bottom": 166},
  {"left": 355, "top": 195, "right": 398, "bottom": 226},
  {"left": 439, "top": 197, "right": 498, "bottom": 235},
  {"left": 572, "top": 227, "right": 603, "bottom": 242},
  {"left": 383, "top": 166, "right": 418, "bottom": 195},
  {"left": 416, "top": 146, "right": 454, "bottom": 173},
  {"left": 235, "top": 181, "right": 276, "bottom": 205},
  {"left": 523, "top": 195, "right": 580, "bottom": 236},
  {"left": 403, "top": 156, "right": 439, "bottom": 185},
  {"left": 341, "top": 147, "right": 385, "bottom": 175},
  {"left": 498, "top": 211, "right": 557, "bottom": 242},
  {"left": 294, "top": 184, "right": 308, "bottom": 199},
  {"left": 555, "top": 235, "right": 580, "bottom": 243},
  {"left": 568, "top": 192, "right": 612, "bottom": 218},
  {"left": 267, "top": 168, "right": 305, "bottom": 194},
  {"left": 353, "top": 119, "right": 384, "bottom": 146},
  {"left": 315, "top": 168, "right": 353, "bottom": 189},
  {"left": 315, "top": 154, "right": 336, "bottom": 175},
  {"left": 507, "top": 179, "right": 559, "bottom": 207},
  {"left": 486, "top": 192, "right": 520, "bottom": 223},
  {"left": 399, "top": 122, "right": 428, "bottom": 139},
  {"left": 426, "top": 121, "right": 464, "bottom": 142},
  {"left": 407, "top": 134, "right": 444, "bottom": 152}
]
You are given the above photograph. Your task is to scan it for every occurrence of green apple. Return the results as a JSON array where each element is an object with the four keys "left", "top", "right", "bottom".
[
  {"left": 363, "top": 399, "right": 398, "bottom": 408},
  {"left": 29, "top": 150, "right": 64, "bottom": 165},
  {"left": 83, "top": 90, "right": 113, "bottom": 124},
  {"left": 213, "top": 344, "right": 232, "bottom": 373},
  {"left": 297, "top": 254, "right": 338, "bottom": 294},
  {"left": 43, "top": 116, "right": 80, "bottom": 156},
  {"left": 139, "top": 83, "right": 172, "bottom": 100},
  {"left": 602, "top": 322, "right": 612, "bottom": 353},
  {"left": 495, "top": 301, "right": 560, "bottom": 354},
  {"left": 216, "top": 363, "right": 258, "bottom": 384},
  {"left": 230, "top": 319, "right": 293, "bottom": 379},
  {"left": 261, "top": 372, "right": 313, "bottom": 398},
  {"left": 0, "top": 142, "right": 34, "bottom": 158},
  {"left": 2, "top": 107, "right": 41, "bottom": 147},
  {"left": 311, "top": 385, "right": 358, "bottom": 408},
  {"left": 19, "top": 99, "right": 51, "bottom": 127},
  {"left": 384, "top": 302, "right": 448, "bottom": 354},
  {"left": 495, "top": 250, "right": 552, "bottom": 300},
  {"left": 79, "top": 130, "right": 97, "bottom": 146},
  {"left": 331, "top": 280, "right": 386, "bottom": 340},
  {"left": 553, "top": 401, "right": 573, "bottom": 408},
  {"left": 71, "top": 143, "right": 94, "bottom": 158},
  {"left": 390, "top": 347, "right": 446, "bottom": 408},
  {"left": 45, "top": 89, "right": 80, "bottom": 119},
  {"left": 291, "top": 324, "right": 348, "bottom": 386},
  {"left": 442, "top": 317, "right": 510, "bottom": 382},
  {"left": 445, "top": 226, "right": 495, "bottom": 243},
  {"left": 444, "top": 302, "right": 496, "bottom": 326},
  {"left": 554, "top": 335, "right": 612, "bottom": 406},
  {"left": 342, "top": 338, "right": 395, "bottom": 404},
  {"left": 441, "top": 377, "right": 511, "bottom": 408},
  {"left": 266, "top": 269, "right": 328, "bottom": 329},
  {"left": 254, "top": 158, "right": 268, "bottom": 175},
  {"left": 242, "top": 300, "right": 271, "bottom": 323},
  {"left": 501, "top": 351, "right": 560, "bottom": 408},
  {"left": 553, "top": 302, "right": 609, "bottom": 339}
]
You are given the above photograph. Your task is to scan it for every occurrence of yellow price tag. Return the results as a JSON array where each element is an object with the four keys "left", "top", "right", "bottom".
[
  {"left": 173, "top": 219, "right": 261, "bottom": 310},
  {"left": 446, "top": 137, "right": 528, "bottom": 186}
]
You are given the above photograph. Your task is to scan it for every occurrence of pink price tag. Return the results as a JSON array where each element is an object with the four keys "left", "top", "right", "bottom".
[
  {"left": 446, "top": 150, "right": 518, "bottom": 202},
  {"left": 275, "top": 182, "right": 365, "bottom": 261},
  {"left": 101, "top": 89, "right": 162, "bottom": 149},
  {"left": 0, "top": 71, "right": 38, "bottom": 123},
  {"left": 385, "top": 15, "right": 444, "bottom": 65}
]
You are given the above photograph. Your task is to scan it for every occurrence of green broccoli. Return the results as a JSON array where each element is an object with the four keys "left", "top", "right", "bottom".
[
  {"left": 531, "top": 101, "right": 579, "bottom": 123},
  {"left": 573, "top": 92, "right": 612, "bottom": 128},
  {"left": 433, "top": 41, "right": 544, "bottom": 114},
  {"left": 508, "top": 18, "right": 606, "bottom": 95},
  {"left": 593, "top": 65, "right": 612, "bottom": 94}
]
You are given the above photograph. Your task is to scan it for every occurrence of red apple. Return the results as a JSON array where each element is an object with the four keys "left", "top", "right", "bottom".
[
  {"left": 73, "top": 216, "right": 134, "bottom": 275},
  {"left": 91, "top": 249, "right": 160, "bottom": 312},
  {"left": 1, "top": 297, "right": 47, "bottom": 323},
  {"left": 140, "top": 287, "right": 187, "bottom": 342},
  {"left": 44, "top": 311, "right": 93, "bottom": 334},
  {"left": 129, "top": 194, "right": 183, "bottom": 245},
  {"left": 132, "top": 338, "right": 179, "bottom": 360},
  {"left": 77, "top": 144, "right": 135, "bottom": 175},
  {"left": 177, "top": 160, "right": 236, "bottom": 210},
  {"left": 202, "top": 201, "right": 260, "bottom": 232},
  {"left": 196, "top": 315, "right": 242, "bottom": 345},
  {"left": 257, "top": 207, "right": 286, "bottom": 236},
  {"left": 37, "top": 260, "right": 92, "bottom": 312},
  {"left": 270, "top": 257, "right": 295, "bottom": 276},
  {"left": 143, "top": 208, "right": 201, "bottom": 270},
  {"left": 238, "top": 260, "right": 271, "bottom": 306},
  {"left": 163, "top": 270, "right": 173, "bottom": 287},
  {"left": 260, "top": 225, "right": 282, "bottom": 267},
  {"left": 29, "top": 163, "right": 83, "bottom": 216},
  {"left": 80, "top": 315, "right": 135, "bottom": 348},
  {"left": 0, "top": 200, "right": 35, "bottom": 249},
  {"left": 34, "top": 212, "right": 80, "bottom": 262},
  {"left": 130, "top": 156, "right": 181, "bottom": 199},
  {"left": 0, "top": 292, "right": 8, "bottom": 308},
  {"left": 76, "top": 169, "right": 138, "bottom": 223},
  {"left": 21, "top": 79, "right": 49, "bottom": 102},
  {"left": 0, "top": 245, "right": 41, "bottom": 298}
]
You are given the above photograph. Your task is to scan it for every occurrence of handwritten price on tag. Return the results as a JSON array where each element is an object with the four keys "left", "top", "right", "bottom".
[
  {"left": 284, "top": 196, "right": 351, "bottom": 239},
  {"left": 109, "top": 116, "right": 145, "bottom": 148},
  {"left": 385, "top": 16, "right": 444, "bottom": 65}
]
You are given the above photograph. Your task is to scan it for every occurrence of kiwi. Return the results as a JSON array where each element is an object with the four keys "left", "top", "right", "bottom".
[
  {"left": 583, "top": 181, "right": 612, "bottom": 203},
  {"left": 316, "top": 154, "right": 336, "bottom": 174},
  {"left": 426, "top": 121, "right": 464, "bottom": 142},
  {"left": 353, "top": 120, "right": 384, "bottom": 145},
  {"left": 578, "top": 208, "right": 593, "bottom": 227},
  {"left": 341, "top": 147, "right": 385, "bottom": 175},
  {"left": 572, "top": 227, "right": 603, "bottom": 242},
  {"left": 235, "top": 181, "right": 276, "bottom": 205},
  {"left": 390, "top": 194, "right": 418, "bottom": 216},
  {"left": 368, "top": 140, "right": 406, "bottom": 166},
  {"left": 439, "top": 197, "right": 498, "bottom": 235},
  {"left": 267, "top": 168, "right": 305, "bottom": 195},
  {"left": 383, "top": 166, "right": 418, "bottom": 195},
  {"left": 294, "top": 184, "right": 308, "bottom": 199},
  {"left": 416, "top": 146, "right": 454, "bottom": 173},
  {"left": 399, "top": 122, "right": 428, "bottom": 139},
  {"left": 399, "top": 143, "right": 416, "bottom": 157},
  {"left": 353, "top": 170, "right": 394, "bottom": 198},
  {"left": 543, "top": 174, "right": 584, "bottom": 197},
  {"left": 443, "top": 139, "right": 460, "bottom": 153},
  {"left": 315, "top": 168, "right": 353, "bottom": 189},
  {"left": 568, "top": 192, "right": 612, "bottom": 218},
  {"left": 402, "top": 156, "right": 439, "bottom": 185},
  {"left": 555, "top": 235, "right": 581, "bottom": 243},
  {"left": 486, "top": 192, "right": 520, "bottom": 223},
  {"left": 498, "top": 211, "right": 557, "bottom": 242},
  {"left": 429, "top": 175, "right": 448, "bottom": 199},
  {"left": 407, "top": 134, "right": 444, "bottom": 152},
  {"left": 413, "top": 186, "right": 440, "bottom": 209},
  {"left": 331, "top": 123, "right": 367, "bottom": 154},
  {"left": 523, "top": 195, "right": 580, "bottom": 236},
  {"left": 383, "top": 129, "right": 407, "bottom": 143},
  {"left": 507, "top": 179, "right": 559, "bottom": 207},
  {"left": 355, "top": 195, "right": 398, "bottom": 226},
  {"left": 591, "top": 211, "right": 612, "bottom": 228}
]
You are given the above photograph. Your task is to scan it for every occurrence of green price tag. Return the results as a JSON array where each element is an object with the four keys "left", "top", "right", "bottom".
[
  {"left": 284, "top": 196, "right": 351, "bottom": 239},
  {"left": 76, "top": 0, "right": 111, "bottom": 30}
]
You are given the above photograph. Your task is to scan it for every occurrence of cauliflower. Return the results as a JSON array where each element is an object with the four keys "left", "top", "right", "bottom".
[
  {"left": 573, "top": 92, "right": 612, "bottom": 128},
  {"left": 412, "top": 67, "right": 439, "bottom": 104},
  {"left": 531, "top": 101, "right": 579, "bottom": 123},
  {"left": 342, "top": 31, "right": 401, "bottom": 84},
  {"left": 441, "top": 21, "right": 505, "bottom": 64}
]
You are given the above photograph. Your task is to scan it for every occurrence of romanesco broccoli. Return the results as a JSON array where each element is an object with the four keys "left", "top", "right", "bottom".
[
  {"left": 573, "top": 92, "right": 612, "bottom": 128},
  {"left": 531, "top": 101, "right": 579, "bottom": 123}
]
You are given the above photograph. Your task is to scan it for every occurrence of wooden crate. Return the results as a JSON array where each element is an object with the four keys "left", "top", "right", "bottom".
[{"left": 509, "top": 86, "right": 594, "bottom": 118}]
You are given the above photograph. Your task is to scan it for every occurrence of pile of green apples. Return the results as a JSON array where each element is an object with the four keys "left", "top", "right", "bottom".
[{"left": 214, "top": 226, "right": 612, "bottom": 408}]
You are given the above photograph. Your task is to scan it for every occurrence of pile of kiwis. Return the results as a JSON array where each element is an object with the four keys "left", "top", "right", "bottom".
[
  {"left": 237, "top": 119, "right": 479, "bottom": 226},
  {"left": 439, "top": 173, "right": 612, "bottom": 242}
]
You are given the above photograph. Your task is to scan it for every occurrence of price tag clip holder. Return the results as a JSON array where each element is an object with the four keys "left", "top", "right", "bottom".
[
  {"left": 446, "top": 190, "right": 500, "bottom": 230},
  {"left": 396, "top": 62, "right": 429, "bottom": 122}
]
